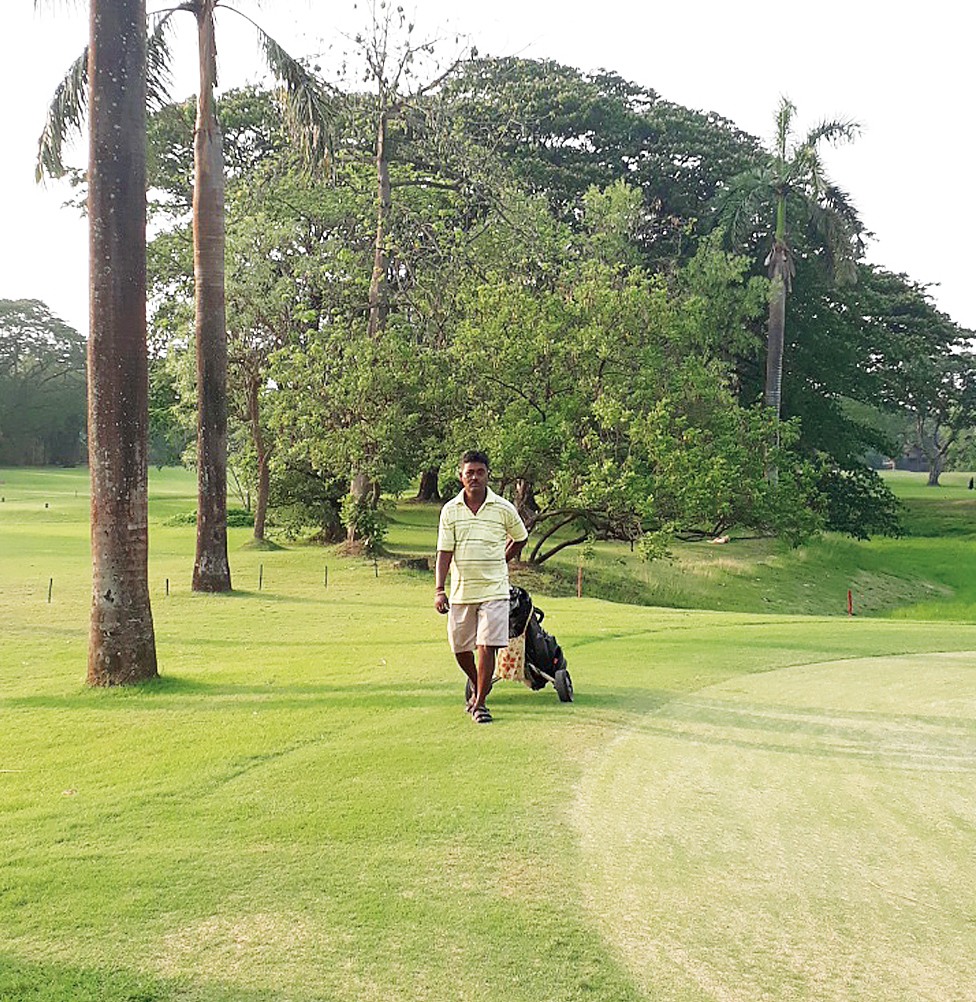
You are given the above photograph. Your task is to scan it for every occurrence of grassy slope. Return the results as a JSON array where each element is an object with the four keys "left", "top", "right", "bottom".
[{"left": 2, "top": 467, "right": 976, "bottom": 1001}]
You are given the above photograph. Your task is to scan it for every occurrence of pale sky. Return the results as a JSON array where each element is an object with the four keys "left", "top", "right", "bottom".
[{"left": 4, "top": 0, "right": 974, "bottom": 336}]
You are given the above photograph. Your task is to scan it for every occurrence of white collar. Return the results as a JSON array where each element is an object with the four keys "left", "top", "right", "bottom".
[{"left": 451, "top": 486, "right": 499, "bottom": 507}]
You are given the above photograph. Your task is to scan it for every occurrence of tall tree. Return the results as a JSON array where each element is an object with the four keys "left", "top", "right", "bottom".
[
  {"left": 442, "top": 57, "right": 761, "bottom": 265},
  {"left": 85, "top": 0, "right": 158, "bottom": 684},
  {"left": 188, "top": 0, "right": 232, "bottom": 589},
  {"left": 906, "top": 352, "right": 976, "bottom": 486},
  {"left": 715, "top": 97, "right": 863, "bottom": 425},
  {"left": 349, "top": 1, "right": 466, "bottom": 336},
  {"left": 39, "top": 1, "right": 334, "bottom": 592}
]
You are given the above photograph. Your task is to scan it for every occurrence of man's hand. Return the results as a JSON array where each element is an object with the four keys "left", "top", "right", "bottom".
[{"left": 434, "top": 550, "right": 453, "bottom": 614}]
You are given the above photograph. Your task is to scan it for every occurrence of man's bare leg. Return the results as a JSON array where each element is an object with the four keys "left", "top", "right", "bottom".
[
  {"left": 454, "top": 649, "right": 476, "bottom": 705},
  {"left": 454, "top": 647, "right": 499, "bottom": 714},
  {"left": 454, "top": 651, "right": 478, "bottom": 710},
  {"left": 473, "top": 644, "right": 498, "bottom": 713}
]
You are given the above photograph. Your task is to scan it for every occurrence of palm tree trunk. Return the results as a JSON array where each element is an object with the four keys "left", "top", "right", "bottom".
[
  {"left": 191, "top": 0, "right": 232, "bottom": 592},
  {"left": 87, "top": 0, "right": 157, "bottom": 684},
  {"left": 765, "top": 251, "right": 787, "bottom": 423}
]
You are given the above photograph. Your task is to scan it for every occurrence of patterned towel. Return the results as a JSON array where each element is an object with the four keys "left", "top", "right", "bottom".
[{"left": 496, "top": 632, "right": 526, "bottom": 682}]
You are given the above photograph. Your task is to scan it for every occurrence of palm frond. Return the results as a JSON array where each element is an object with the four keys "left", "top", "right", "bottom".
[
  {"left": 147, "top": 10, "right": 178, "bottom": 111},
  {"left": 36, "top": 47, "right": 88, "bottom": 182},
  {"left": 820, "top": 181, "right": 863, "bottom": 235},
  {"left": 796, "top": 147, "right": 828, "bottom": 199},
  {"left": 246, "top": 19, "right": 338, "bottom": 166},
  {"left": 802, "top": 117, "right": 860, "bottom": 152},
  {"left": 773, "top": 96, "right": 796, "bottom": 162},
  {"left": 714, "top": 167, "right": 776, "bottom": 245},
  {"left": 805, "top": 195, "right": 862, "bottom": 284}
]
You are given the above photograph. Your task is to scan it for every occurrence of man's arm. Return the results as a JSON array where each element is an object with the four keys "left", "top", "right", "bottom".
[
  {"left": 505, "top": 537, "right": 526, "bottom": 563},
  {"left": 434, "top": 549, "right": 452, "bottom": 613}
]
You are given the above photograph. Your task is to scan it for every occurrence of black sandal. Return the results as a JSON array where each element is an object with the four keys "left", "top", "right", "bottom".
[{"left": 471, "top": 705, "right": 493, "bottom": 724}]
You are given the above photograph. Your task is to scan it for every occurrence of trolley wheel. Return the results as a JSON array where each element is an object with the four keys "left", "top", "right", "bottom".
[{"left": 553, "top": 668, "right": 574, "bottom": 702}]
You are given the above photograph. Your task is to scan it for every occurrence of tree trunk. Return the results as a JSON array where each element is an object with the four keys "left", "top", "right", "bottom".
[
  {"left": 247, "top": 376, "right": 270, "bottom": 541},
  {"left": 87, "top": 0, "right": 157, "bottom": 684},
  {"left": 514, "top": 478, "right": 538, "bottom": 526},
  {"left": 764, "top": 243, "right": 788, "bottom": 423},
  {"left": 347, "top": 471, "right": 371, "bottom": 543},
  {"left": 917, "top": 414, "right": 945, "bottom": 487},
  {"left": 191, "top": 0, "right": 232, "bottom": 592},
  {"left": 367, "top": 110, "right": 391, "bottom": 337},
  {"left": 416, "top": 467, "right": 441, "bottom": 502}
]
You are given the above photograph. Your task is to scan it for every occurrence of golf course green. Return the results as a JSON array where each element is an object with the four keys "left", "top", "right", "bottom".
[{"left": 1, "top": 467, "right": 975, "bottom": 1001}]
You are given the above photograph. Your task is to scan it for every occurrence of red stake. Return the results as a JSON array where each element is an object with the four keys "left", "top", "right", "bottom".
[{"left": 847, "top": 589, "right": 853, "bottom": 616}]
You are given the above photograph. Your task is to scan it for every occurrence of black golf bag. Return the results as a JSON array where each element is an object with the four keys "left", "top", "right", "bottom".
[{"left": 509, "top": 586, "right": 573, "bottom": 702}]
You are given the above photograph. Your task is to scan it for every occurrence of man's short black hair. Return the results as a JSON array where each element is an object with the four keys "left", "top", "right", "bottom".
[{"left": 459, "top": 449, "right": 490, "bottom": 470}]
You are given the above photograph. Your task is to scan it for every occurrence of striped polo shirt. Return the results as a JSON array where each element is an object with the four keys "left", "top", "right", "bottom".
[{"left": 436, "top": 488, "right": 528, "bottom": 604}]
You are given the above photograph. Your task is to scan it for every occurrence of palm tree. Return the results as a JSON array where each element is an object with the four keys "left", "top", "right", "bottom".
[
  {"left": 716, "top": 97, "right": 864, "bottom": 425},
  {"left": 39, "top": 1, "right": 334, "bottom": 591},
  {"left": 85, "top": 0, "right": 158, "bottom": 683}
]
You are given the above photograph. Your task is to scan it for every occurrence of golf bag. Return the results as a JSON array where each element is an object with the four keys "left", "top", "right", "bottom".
[{"left": 509, "top": 586, "right": 573, "bottom": 701}]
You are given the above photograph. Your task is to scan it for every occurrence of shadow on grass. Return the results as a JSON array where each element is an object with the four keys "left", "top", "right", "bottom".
[
  {"left": 3, "top": 674, "right": 684, "bottom": 727},
  {"left": 6, "top": 679, "right": 482, "bottom": 712},
  {"left": 156, "top": 633, "right": 438, "bottom": 651},
  {"left": 183, "top": 589, "right": 328, "bottom": 606},
  {"left": 0, "top": 953, "right": 279, "bottom": 1002}
]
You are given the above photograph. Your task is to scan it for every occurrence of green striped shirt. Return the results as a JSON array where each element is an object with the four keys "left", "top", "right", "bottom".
[{"left": 436, "top": 488, "right": 528, "bottom": 603}]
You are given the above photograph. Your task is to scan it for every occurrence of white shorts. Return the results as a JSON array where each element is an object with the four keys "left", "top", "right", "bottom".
[{"left": 447, "top": 599, "right": 509, "bottom": 653}]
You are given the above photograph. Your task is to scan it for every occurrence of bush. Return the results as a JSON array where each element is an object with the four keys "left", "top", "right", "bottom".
[
  {"left": 340, "top": 493, "right": 390, "bottom": 555},
  {"left": 813, "top": 463, "right": 903, "bottom": 540},
  {"left": 163, "top": 506, "right": 254, "bottom": 528}
]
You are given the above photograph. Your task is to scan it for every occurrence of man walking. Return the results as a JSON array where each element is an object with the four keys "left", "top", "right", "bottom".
[{"left": 434, "top": 451, "right": 528, "bottom": 723}]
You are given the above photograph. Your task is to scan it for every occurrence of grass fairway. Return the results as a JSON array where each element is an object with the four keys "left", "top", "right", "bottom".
[
  {"left": 2, "top": 467, "right": 976, "bottom": 1000},
  {"left": 576, "top": 652, "right": 976, "bottom": 1000}
]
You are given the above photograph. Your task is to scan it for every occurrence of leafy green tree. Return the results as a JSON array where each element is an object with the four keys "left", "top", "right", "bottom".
[
  {"left": 946, "top": 429, "right": 976, "bottom": 473},
  {"left": 148, "top": 357, "right": 193, "bottom": 468},
  {"left": 447, "top": 185, "right": 816, "bottom": 560},
  {"left": 443, "top": 57, "right": 760, "bottom": 264},
  {"left": 903, "top": 352, "right": 976, "bottom": 486},
  {"left": 0, "top": 299, "right": 86, "bottom": 466},
  {"left": 811, "top": 463, "right": 903, "bottom": 539},
  {"left": 714, "top": 97, "right": 863, "bottom": 426},
  {"left": 797, "top": 266, "right": 974, "bottom": 485}
]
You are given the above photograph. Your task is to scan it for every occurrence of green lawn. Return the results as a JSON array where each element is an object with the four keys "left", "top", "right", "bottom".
[{"left": 2, "top": 467, "right": 976, "bottom": 1000}]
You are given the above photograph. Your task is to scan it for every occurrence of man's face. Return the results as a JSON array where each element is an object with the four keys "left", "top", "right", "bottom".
[{"left": 459, "top": 462, "right": 488, "bottom": 493}]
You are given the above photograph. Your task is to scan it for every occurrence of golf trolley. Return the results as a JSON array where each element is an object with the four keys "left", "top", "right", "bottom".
[{"left": 464, "top": 586, "right": 574, "bottom": 703}]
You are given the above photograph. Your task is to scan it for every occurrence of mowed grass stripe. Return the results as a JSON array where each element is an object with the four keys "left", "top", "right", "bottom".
[{"left": 574, "top": 652, "right": 976, "bottom": 1001}]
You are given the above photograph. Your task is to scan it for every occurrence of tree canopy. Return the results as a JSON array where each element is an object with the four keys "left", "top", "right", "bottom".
[
  {"left": 132, "top": 50, "right": 975, "bottom": 558},
  {"left": 0, "top": 299, "right": 86, "bottom": 466}
]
